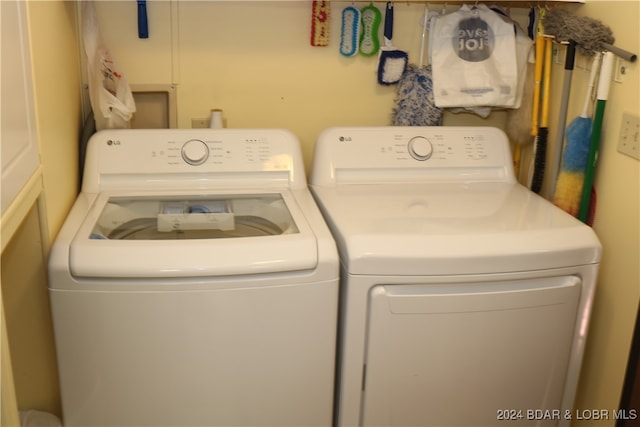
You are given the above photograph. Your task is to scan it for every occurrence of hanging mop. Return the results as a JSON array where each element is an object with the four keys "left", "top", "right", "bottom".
[{"left": 392, "top": 6, "right": 442, "bottom": 126}]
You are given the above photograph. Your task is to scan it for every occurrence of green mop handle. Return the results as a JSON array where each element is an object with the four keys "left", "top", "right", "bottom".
[{"left": 578, "top": 52, "right": 614, "bottom": 223}]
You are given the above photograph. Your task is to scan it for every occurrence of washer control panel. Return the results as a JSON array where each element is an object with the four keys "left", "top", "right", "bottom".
[
  {"left": 84, "top": 129, "right": 307, "bottom": 192},
  {"left": 311, "top": 126, "right": 515, "bottom": 185},
  {"left": 93, "top": 131, "right": 296, "bottom": 170}
]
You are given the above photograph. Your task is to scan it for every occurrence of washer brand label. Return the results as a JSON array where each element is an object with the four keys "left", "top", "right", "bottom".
[
  {"left": 338, "top": 136, "right": 353, "bottom": 142},
  {"left": 106, "top": 139, "right": 121, "bottom": 146},
  {"left": 455, "top": 16, "right": 494, "bottom": 62}
]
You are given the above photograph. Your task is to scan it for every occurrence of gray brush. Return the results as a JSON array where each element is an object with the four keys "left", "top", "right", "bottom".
[{"left": 543, "top": 8, "right": 636, "bottom": 61}]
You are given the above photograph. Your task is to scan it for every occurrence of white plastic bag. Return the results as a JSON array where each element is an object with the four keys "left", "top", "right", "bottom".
[
  {"left": 431, "top": 5, "right": 518, "bottom": 109},
  {"left": 82, "top": 1, "right": 135, "bottom": 130}
]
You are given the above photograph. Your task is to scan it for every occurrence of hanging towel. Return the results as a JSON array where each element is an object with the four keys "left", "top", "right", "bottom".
[{"left": 431, "top": 5, "right": 518, "bottom": 109}]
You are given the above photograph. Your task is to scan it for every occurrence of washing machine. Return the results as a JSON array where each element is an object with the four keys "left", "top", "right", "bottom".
[
  {"left": 310, "top": 126, "right": 601, "bottom": 427},
  {"left": 48, "top": 129, "right": 339, "bottom": 427}
]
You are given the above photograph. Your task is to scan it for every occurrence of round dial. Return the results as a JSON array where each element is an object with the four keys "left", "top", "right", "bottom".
[
  {"left": 181, "top": 139, "right": 209, "bottom": 165},
  {"left": 407, "top": 136, "right": 433, "bottom": 161}
]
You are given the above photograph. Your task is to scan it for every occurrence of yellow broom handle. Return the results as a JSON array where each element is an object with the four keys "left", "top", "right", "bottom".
[
  {"left": 541, "top": 37, "right": 553, "bottom": 128},
  {"left": 531, "top": 35, "right": 546, "bottom": 136}
]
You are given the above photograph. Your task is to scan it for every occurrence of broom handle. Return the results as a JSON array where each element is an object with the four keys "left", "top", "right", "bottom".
[
  {"left": 541, "top": 37, "right": 552, "bottom": 128},
  {"left": 418, "top": 8, "right": 427, "bottom": 67},
  {"left": 547, "top": 40, "right": 576, "bottom": 200},
  {"left": 601, "top": 42, "right": 637, "bottom": 63},
  {"left": 383, "top": 2, "right": 393, "bottom": 46},
  {"left": 578, "top": 52, "right": 614, "bottom": 223},
  {"left": 531, "top": 37, "right": 553, "bottom": 194},
  {"left": 531, "top": 35, "right": 546, "bottom": 136},
  {"left": 580, "top": 53, "right": 601, "bottom": 118}
]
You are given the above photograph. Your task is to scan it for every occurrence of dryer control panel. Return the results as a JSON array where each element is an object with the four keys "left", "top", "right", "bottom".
[
  {"left": 311, "top": 126, "right": 516, "bottom": 185},
  {"left": 82, "top": 129, "right": 307, "bottom": 192}
]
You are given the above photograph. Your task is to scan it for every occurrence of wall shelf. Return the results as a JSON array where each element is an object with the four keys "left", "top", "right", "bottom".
[{"left": 326, "top": 1, "right": 585, "bottom": 5}]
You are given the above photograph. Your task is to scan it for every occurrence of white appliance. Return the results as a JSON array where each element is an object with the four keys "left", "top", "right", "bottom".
[
  {"left": 49, "top": 129, "right": 339, "bottom": 427},
  {"left": 310, "top": 126, "right": 601, "bottom": 427}
]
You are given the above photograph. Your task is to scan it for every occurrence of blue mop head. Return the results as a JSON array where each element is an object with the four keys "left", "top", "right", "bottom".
[{"left": 392, "top": 64, "right": 442, "bottom": 126}]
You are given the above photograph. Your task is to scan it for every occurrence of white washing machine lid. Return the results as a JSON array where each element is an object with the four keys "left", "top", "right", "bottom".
[
  {"left": 311, "top": 182, "right": 602, "bottom": 275},
  {"left": 69, "top": 189, "right": 318, "bottom": 278}
]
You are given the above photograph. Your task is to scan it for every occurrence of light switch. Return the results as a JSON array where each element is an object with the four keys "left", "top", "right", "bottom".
[{"left": 617, "top": 112, "right": 640, "bottom": 160}]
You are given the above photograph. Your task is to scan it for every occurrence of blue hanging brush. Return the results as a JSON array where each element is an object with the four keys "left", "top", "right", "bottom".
[
  {"left": 553, "top": 53, "right": 600, "bottom": 217},
  {"left": 340, "top": 6, "right": 360, "bottom": 57}
]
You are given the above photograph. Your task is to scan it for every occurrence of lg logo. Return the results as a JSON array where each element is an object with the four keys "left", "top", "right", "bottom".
[
  {"left": 338, "top": 136, "right": 352, "bottom": 142},
  {"left": 106, "top": 139, "right": 121, "bottom": 146}
]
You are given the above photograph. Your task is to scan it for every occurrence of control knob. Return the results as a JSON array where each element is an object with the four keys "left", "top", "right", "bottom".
[
  {"left": 181, "top": 139, "right": 209, "bottom": 165},
  {"left": 408, "top": 136, "right": 433, "bottom": 161}
]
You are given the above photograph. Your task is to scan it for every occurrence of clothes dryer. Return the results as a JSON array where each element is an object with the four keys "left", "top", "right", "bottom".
[
  {"left": 310, "top": 126, "right": 601, "bottom": 427},
  {"left": 49, "top": 129, "right": 338, "bottom": 426}
]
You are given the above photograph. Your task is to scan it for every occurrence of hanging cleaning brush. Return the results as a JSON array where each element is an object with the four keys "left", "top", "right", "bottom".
[
  {"left": 359, "top": 3, "right": 381, "bottom": 57},
  {"left": 553, "top": 52, "right": 601, "bottom": 216},
  {"left": 377, "top": 2, "right": 408, "bottom": 85},
  {"left": 340, "top": 5, "right": 361, "bottom": 57}
]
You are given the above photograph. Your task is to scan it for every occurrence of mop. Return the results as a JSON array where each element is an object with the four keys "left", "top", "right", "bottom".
[
  {"left": 391, "top": 7, "right": 442, "bottom": 126},
  {"left": 542, "top": 7, "right": 636, "bottom": 62}
]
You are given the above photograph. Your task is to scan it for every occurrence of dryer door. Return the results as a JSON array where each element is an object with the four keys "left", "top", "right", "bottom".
[{"left": 362, "top": 276, "right": 581, "bottom": 426}]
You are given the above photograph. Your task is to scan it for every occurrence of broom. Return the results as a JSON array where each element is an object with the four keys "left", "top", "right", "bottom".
[
  {"left": 525, "top": 31, "right": 545, "bottom": 187},
  {"left": 531, "top": 36, "right": 552, "bottom": 194},
  {"left": 552, "top": 52, "right": 601, "bottom": 216},
  {"left": 578, "top": 51, "right": 615, "bottom": 224}
]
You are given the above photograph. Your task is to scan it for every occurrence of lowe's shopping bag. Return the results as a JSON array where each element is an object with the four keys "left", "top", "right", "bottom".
[
  {"left": 431, "top": 4, "right": 518, "bottom": 109},
  {"left": 82, "top": 1, "right": 135, "bottom": 130}
]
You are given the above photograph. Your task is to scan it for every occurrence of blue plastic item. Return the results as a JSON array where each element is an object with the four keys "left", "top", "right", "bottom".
[{"left": 137, "top": 0, "right": 149, "bottom": 39}]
